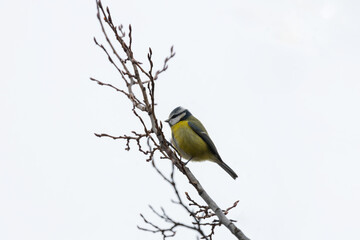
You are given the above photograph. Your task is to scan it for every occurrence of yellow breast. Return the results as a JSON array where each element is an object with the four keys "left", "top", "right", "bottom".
[{"left": 171, "top": 121, "right": 214, "bottom": 161}]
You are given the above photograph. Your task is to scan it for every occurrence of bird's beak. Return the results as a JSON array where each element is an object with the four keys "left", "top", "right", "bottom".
[{"left": 164, "top": 119, "right": 170, "bottom": 123}]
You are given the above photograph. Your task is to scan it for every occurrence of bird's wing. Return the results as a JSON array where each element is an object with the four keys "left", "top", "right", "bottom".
[{"left": 187, "top": 121, "right": 221, "bottom": 159}]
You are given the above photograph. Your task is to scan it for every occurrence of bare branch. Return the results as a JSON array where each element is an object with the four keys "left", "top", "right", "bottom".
[
  {"left": 154, "top": 46, "right": 176, "bottom": 80},
  {"left": 92, "top": 1, "right": 249, "bottom": 239}
]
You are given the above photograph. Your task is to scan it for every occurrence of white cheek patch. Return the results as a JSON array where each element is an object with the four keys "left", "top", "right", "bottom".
[{"left": 170, "top": 112, "right": 186, "bottom": 125}]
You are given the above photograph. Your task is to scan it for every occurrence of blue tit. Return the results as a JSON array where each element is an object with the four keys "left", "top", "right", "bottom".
[{"left": 165, "top": 106, "right": 238, "bottom": 180}]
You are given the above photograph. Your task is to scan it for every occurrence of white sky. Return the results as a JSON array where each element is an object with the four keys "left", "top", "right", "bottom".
[{"left": 1, "top": 0, "right": 360, "bottom": 239}]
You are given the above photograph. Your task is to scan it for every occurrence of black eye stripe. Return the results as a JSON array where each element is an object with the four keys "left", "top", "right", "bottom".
[{"left": 171, "top": 111, "right": 185, "bottom": 119}]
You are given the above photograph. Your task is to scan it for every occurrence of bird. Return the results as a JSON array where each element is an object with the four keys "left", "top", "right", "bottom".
[{"left": 165, "top": 106, "right": 238, "bottom": 179}]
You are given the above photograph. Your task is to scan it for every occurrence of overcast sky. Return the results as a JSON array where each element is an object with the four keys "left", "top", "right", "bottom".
[{"left": 1, "top": 0, "right": 360, "bottom": 239}]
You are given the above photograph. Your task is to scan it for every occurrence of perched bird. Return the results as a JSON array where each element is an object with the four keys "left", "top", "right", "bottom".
[{"left": 165, "top": 106, "right": 238, "bottom": 179}]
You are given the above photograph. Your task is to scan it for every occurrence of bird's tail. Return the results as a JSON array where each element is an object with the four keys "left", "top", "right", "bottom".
[{"left": 217, "top": 161, "right": 238, "bottom": 180}]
